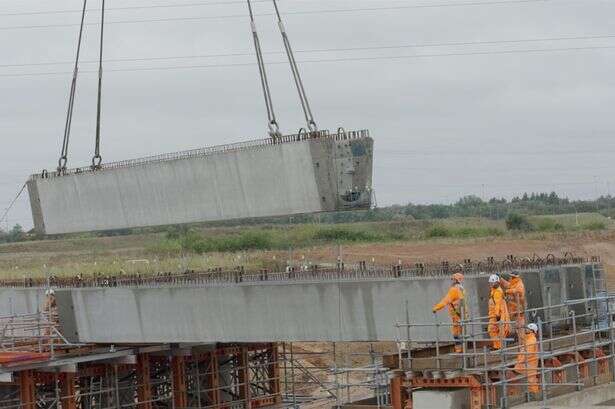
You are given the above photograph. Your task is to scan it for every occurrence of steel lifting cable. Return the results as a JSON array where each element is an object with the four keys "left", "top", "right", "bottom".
[
  {"left": 92, "top": 0, "right": 105, "bottom": 169},
  {"left": 272, "top": 0, "right": 318, "bottom": 132},
  {"left": 57, "top": 0, "right": 88, "bottom": 174},
  {"left": 246, "top": 0, "right": 281, "bottom": 139},
  {"left": 0, "top": 183, "right": 27, "bottom": 226}
]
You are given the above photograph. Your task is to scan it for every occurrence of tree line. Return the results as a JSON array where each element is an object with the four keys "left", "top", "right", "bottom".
[{"left": 1, "top": 192, "right": 614, "bottom": 243}]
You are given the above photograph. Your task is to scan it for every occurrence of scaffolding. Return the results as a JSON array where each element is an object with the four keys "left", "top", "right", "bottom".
[
  {"left": 0, "top": 343, "right": 282, "bottom": 409},
  {"left": 279, "top": 342, "right": 393, "bottom": 409},
  {"left": 390, "top": 293, "right": 615, "bottom": 409}
]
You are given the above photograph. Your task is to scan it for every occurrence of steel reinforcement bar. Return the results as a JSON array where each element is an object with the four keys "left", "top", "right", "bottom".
[
  {"left": 31, "top": 129, "right": 370, "bottom": 179},
  {"left": 0, "top": 254, "right": 598, "bottom": 289}
]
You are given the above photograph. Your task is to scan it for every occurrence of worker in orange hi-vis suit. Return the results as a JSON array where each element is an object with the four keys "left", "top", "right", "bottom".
[
  {"left": 488, "top": 274, "right": 510, "bottom": 350},
  {"left": 432, "top": 273, "right": 467, "bottom": 353},
  {"left": 514, "top": 323, "right": 540, "bottom": 393},
  {"left": 500, "top": 271, "right": 527, "bottom": 343}
]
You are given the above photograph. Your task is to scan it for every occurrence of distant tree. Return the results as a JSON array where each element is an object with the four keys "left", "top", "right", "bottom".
[{"left": 6, "top": 224, "right": 25, "bottom": 243}]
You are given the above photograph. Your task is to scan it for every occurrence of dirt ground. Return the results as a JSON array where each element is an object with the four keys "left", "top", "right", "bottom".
[{"left": 267, "top": 230, "right": 615, "bottom": 289}]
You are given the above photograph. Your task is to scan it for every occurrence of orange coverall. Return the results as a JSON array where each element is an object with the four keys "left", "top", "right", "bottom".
[
  {"left": 433, "top": 284, "right": 466, "bottom": 352},
  {"left": 488, "top": 286, "right": 510, "bottom": 349},
  {"left": 501, "top": 276, "right": 527, "bottom": 342},
  {"left": 514, "top": 331, "right": 539, "bottom": 393}
]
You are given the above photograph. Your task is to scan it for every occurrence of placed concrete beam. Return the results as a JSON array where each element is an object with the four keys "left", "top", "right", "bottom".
[
  {"left": 56, "top": 276, "right": 486, "bottom": 343},
  {"left": 0, "top": 263, "right": 603, "bottom": 345}
]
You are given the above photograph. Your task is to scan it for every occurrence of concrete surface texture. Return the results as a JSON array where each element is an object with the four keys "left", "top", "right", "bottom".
[
  {"left": 515, "top": 382, "right": 615, "bottom": 408},
  {"left": 0, "top": 263, "right": 601, "bottom": 344},
  {"left": 27, "top": 131, "right": 373, "bottom": 234},
  {"left": 412, "top": 389, "right": 470, "bottom": 409}
]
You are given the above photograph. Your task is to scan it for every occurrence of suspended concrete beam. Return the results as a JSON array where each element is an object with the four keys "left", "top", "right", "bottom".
[{"left": 27, "top": 130, "right": 373, "bottom": 235}]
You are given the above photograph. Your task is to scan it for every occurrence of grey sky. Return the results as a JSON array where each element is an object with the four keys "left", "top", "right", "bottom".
[{"left": 1, "top": 0, "right": 615, "bottom": 229}]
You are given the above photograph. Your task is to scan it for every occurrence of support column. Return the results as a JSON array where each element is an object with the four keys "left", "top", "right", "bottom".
[
  {"left": 19, "top": 370, "right": 36, "bottom": 409},
  {"left": 137, "top": 354, "right": 153, "bottom": 409},
  {"left": 389, "top": 371, "right": 409, "bottom": 409},
  {"left": 61, "top": 373, "right": 77, "bottom": 409},
  {"left": 172, "top": 356, "right": 187, "bottom": 409},
  {"left": 238, "top": 346, "right": 252, "bottom": 409},
  {"left": 268, "top": 343, "right": 281, "bottom": 403},
  {"left": 208, "top": 352, "right": 221, "bottom": 409}
]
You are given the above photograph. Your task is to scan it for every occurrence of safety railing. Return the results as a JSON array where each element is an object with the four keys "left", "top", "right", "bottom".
[
  {"left": 394, "top": 294, "right": 615, "bottom": 408},
  {"left": 30, "top": 128, "right": 371, "bottom": 180},
  {"left": 0, "top": 311, "right": 72, "bottom": 356}
]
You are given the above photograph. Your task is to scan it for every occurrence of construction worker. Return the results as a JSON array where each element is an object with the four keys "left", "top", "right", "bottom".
[
  {"left": 488, "top": 274, "right": 510, "bottom": 350},
  {"left": 514, "top": 323, "right": 540, "bottom": 394},
  {"left": 501, "top": 271, "right": 527, "bottom": 342},
  {"left": 432, "top": 273, "right": 467, "bottom": 353}
]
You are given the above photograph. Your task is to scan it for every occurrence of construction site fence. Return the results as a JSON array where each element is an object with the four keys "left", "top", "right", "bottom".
[
  {"left": 31, "top": 128, "right": 371, "bottom": 179},
  {"left": 0, "top": 254, "right": 599, "bottom": 289}
]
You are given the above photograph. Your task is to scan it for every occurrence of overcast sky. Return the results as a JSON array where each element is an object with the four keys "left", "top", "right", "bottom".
[{"left": 1, "top": 0, "right": 614, "bottom": 229}]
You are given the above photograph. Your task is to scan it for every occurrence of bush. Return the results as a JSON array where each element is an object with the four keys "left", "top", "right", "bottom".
[
  {"left": 453, "top": 227, "right": 504, "bottom": 238},
  {"left": 583, "top": 221, "right": 607, "bottom": 231},
  {"left": 426, "top": 225, "right": 450, "bottom": 238},
  {"left": 427, "top": 225, "right": 503, "bottom": 239},
  {"left": 506, "top": 213, "right": 533, "bottom": 231},
  {"left": 535, "top": 218, "right": 565, "bottom": 232},
  {"left": 147, "top": 239, "right": 182, "bottom": 255}
]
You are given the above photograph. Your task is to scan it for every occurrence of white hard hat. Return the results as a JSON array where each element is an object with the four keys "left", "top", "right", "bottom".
[
  {"left": 488, "top": 274, "right": 500, "bottom": 284},
  {"left": 45, "top": 289, "right": 55, "bottom": 296},
  {"left": 527, "top": 323, "right": 538, "bottom": 333}
]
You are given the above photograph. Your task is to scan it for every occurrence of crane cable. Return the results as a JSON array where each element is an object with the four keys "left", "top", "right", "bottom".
[
  {"left": 57, "top": 0, "right": 88, "bottom": 174},
  {"left": 272, "top": 0, "right": 318, "bottom": 132},
  {"left": 0, "top": 183, "right": 26, "bottom": 226},
  {"left": 246, "top": 0, "right": 281, "bottom": 139},
  {"left": 92, "top": 0, "right": 105, "bottom": 169}
]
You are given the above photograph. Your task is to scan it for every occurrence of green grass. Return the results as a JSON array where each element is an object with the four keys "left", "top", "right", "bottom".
[
  {"left": 147, "top": 219, "right": 510, "bottom": 256},
  {"left": 2, "top": 212, "right": 613, "bottom": 278},
  {"left": 426, "top": 225, "right": 505, "bottom": 239},
  {"left": 533, "top": 218, "right": 565, "bottom": 232},
  {"left": 148, "top": 223, "right": 407, "bottom": 255},
  {"left": 522, "top": 213, "right": 612, "bottom": 233}
]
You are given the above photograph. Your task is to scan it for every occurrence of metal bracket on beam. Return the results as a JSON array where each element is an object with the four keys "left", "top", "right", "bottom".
[
  {"left": 101, "top": 355, "right": 137, "bottom": 365},
  {"left": 0, "top": 373, "right": 13, "bottom": 383},
  {"left": 39, "top": 364, "right": 78, "bottom": 373}
]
